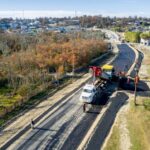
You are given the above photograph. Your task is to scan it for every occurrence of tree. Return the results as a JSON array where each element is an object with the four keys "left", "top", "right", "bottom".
[
  {"left": 125, "top": 32, "right": 141, "bottom": 43},
  {"left": 140, "top": 32, "right": 150, "bottom": 39}
]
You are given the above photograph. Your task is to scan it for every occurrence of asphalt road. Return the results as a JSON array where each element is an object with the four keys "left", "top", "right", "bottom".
[
  {"left": 85, "top": 92, "right": 129, "bottom": 150},
  {"left": 10, "top": 44, "right": 137, "bottom": 150},
  {"left": 113, "top": 44, "right": 135, "bottom": 75}
]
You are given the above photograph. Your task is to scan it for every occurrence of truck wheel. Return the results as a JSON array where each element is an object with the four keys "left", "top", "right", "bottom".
[
  {"left": 94, "top": 95, "right": 97, "bottom": 102},
  {"left": 83, "top": 104, "right": 86, "bottom": 112}
]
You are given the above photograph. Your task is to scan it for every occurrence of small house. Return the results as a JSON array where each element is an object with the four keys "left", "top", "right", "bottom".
[{"left": 141, "top": 38, "right": 150, "bottom": 46}]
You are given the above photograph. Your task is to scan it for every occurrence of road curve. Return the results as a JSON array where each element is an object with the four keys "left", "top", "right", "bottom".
[{"left": 8, "top": 44, "right": 136, "bottom": 150}]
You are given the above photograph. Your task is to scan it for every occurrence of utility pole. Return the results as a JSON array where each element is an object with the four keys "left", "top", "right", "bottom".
[
  {"left": 72, "top": 53, "right": 75, "bottom": 76},
  {"left": 134, "top": 79, "right": 137, "bottom": 105},
  {"left": 92, "top": 67, "right": 96, "bottom": 84},
  {"left": 134, "top": 67, "right": 139, "bottom": 106}
]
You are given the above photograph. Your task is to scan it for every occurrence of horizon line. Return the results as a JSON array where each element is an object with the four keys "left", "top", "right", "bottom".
[{"left": 0, "top": 10, "right": 149, "bottom": 19}]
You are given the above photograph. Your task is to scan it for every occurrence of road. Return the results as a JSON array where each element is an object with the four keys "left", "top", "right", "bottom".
[{"left": 6, "top": 44, "right": 136, "bottom": 150}]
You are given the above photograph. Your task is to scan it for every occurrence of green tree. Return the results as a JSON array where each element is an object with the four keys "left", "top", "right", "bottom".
[{"left": 125, "top": 32, "right": 141, "bottom": 43}]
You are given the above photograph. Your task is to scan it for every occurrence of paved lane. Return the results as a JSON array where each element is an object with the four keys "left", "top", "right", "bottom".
[
  {"left": 113, "top": 44, "right": 135, "bottom": 74},
  {"left": 12, "top": 44, "right": 136, "bottom": 150}
]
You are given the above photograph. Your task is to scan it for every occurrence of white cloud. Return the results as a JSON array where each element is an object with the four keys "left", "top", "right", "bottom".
[
  {"left": 0, "top": 10, "right": 149, "bottom": 18},
  {"left": 0, "top": 10, "right": 88, "bottom": 19}
]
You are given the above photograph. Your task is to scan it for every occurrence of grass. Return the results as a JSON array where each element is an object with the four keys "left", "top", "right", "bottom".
[
  {"left": 147, "top": 65, "right": 150, "bottom": 75},
  {"left": 126, "top": 98, "right": 150, "bottom": 150},
  {"left": 104, "top": 45, "right": 150, "bottom": 150},
  {"left": 142, "top": 48, "right": 150, "bottom": 75},
  {"left": 103, "top": 98, "right": 150, "bottom": 150},
  {"left": 0, "top": 87, "right": 22, "bottom": 126},
  {"left": 0, "top": 87, "right": 22, "bottom": 112},
  {"left": 125, "top": 46, "right": 150, "bottom": 150},
  {"left": 0, "top": 76, "right": 77, "bottom": 127},
  {"left": 103, "top": 122, "right": 120, "bottom": 150}
]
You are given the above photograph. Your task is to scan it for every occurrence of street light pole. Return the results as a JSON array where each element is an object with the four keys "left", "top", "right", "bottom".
[
  {"left": 134, "top": 67, "right": 139, "bottom": 106},
  {"left": 134, "top": 81, "right": 137, "bottom": 105}
]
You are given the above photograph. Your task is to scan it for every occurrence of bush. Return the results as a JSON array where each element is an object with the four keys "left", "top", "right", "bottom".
[
  {"left": 140, "top": 32, "right": 150, "bottom": 40},
  {"left": 17, "top": 84, "right": 31, "bottom": 97},
  {"left": 144, "top": 99, "right": 150, "bottom": 111},
  {"left": 125, "top": 32, "right": 141, "bottom": 43}
]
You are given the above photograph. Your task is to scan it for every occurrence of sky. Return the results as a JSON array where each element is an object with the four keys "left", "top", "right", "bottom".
[{"left": 0, "top": 0, "right": 150, "bottom": 18}]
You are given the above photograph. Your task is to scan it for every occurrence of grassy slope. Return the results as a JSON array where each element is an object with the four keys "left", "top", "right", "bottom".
[
  {"left": 126, "top": 47, "right": 150, "bottom": 150},
  {"left": 127, "top": 99, "right": 150, "bottom": 150},
  {"left": 0, "top": 87, "right": 22, "bottom": 113},
  {"left": 0, "top": 77, "right": 73, "bottom": 127},
  {"left": 103, "top": 97, "right": 150, "bottom": 150},
  {"left": 104, "top": 122, "right": 120, "bottom": 150}
]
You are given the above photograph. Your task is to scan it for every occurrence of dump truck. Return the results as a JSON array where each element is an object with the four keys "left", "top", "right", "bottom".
[
  {"left": 100, "top": 64, "right": 116, "bottom": 80},
  {"left": 80, "top": 64, "right": 117, "bottom": 112},
  {"left": 80, "top": 65, "right": 116, "bottom": 104}
]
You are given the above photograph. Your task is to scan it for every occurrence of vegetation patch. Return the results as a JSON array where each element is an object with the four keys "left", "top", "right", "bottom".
[
  {"left": 0, "top": 75, "right": 74, "bottom": 127},
  {"left": 125, "top": 31, "right": 141, "bottom": 43},
  {"left": 103, "top": 122, "right": 120, "bottom": 150},
  {"left": 140, "top": 32, "right": 150, "bottom": 40},
  {"left": 0, "top": 31, "right": 108, "bottom": 120},
  {"left": 127, "top": 99, "right": 150, "bottom": 150}
]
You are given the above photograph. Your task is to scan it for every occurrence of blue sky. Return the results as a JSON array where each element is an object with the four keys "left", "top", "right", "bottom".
[{"left": 0, "top": 0, "right": 150, "bottom": 18}]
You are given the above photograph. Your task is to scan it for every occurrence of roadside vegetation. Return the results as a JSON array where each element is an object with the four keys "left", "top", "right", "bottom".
[
  {"left": 140, "top": 32, "right": 150, "bottom": 39},
  {"left": 124, "top": 31, "right": 141, "bottom": 43},
  {"left": 103, "top": 46, "right": 150, "bottom": 150},
  {"left": 104, "top": 122, "right": 120, "bottom": 150},
  {"left": 124, "top": 31, "right": 150, "bottom": 43},
  {"left": 127, "top": 99, "right": 150, "bottom": 150},
  {"left": 103, "top": 97, "right": 150, "bottom": 150},
  {"left": 0, "top": 31, "right": 107, "bottom": 122}
]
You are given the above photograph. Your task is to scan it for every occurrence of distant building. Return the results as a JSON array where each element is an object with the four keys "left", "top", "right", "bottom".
[
  {"left": 141, "top": 38, "right": 150, "bottom": 46},
  {"left": 135, "top": 21, "right": 141, "bottom": 26},
  {"left": 65, "top": 25, "right": 80, "bottom": 32},
  {"left": 65, "top": 20, "right": 80, "bottom": 25},
  {"left": 0, "top": 24, "right": 7, "bottom": 30}
]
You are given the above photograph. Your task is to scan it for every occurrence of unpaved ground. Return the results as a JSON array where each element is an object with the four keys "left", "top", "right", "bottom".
[{"left": 119, "top": 99, "right": 131, "bottom": 150}]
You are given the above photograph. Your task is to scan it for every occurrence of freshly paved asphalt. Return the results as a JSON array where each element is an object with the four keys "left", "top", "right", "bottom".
[{"left": 11, "top": 44, "right": 138, "bottom": 150}]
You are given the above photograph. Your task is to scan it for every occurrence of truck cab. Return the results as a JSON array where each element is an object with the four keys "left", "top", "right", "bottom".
[
  {"left": 101, "top": 64, "right": 115, "bottom": 80},
  {"left": 80, "top": 84, "right": 97, "bottom": 104}
]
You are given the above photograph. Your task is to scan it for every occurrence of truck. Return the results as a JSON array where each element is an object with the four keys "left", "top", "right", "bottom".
[
  {"left": 80, "top": 80, "right": 106, "bottom": 112},
  {"left": 100, "top": 64, "right": 116, "bottom": 80},
  {"left": 80, "top": 64, "right": 117, "bottom": 112}
]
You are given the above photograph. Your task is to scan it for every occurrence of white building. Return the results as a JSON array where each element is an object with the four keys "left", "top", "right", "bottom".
[{"left": 141, "top": 38, "right": 150, "bottom": 46}]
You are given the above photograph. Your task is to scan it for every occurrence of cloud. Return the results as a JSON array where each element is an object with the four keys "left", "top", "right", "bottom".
[
  {"left": 0, "top": 10, "right": 87, "bottom": 19},
  {"left": 0, "top": 10, "right": 149, "bottom": 18}
]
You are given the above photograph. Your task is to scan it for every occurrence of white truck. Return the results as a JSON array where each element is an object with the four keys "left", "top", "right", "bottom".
[{"left": 80, "top": 80, "right": 105, "bottom": 104}]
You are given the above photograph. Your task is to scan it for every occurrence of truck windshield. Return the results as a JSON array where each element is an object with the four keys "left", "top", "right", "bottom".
[
  {"left": 83, "top": 89, "right": 93, "bottom": 93},
  {"left": 105, "top": 71, "right": 112, "bottom": 75}
]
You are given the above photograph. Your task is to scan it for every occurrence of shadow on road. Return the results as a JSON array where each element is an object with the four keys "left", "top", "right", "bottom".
[
  {"left": 86, "top": 111, "right": 100, "bottom": 114},
  {"left": 118, "top": 78, "right": 150, "bottom": 93},
  {"left": 86, "top": 82, "right": 117, "bottom": 114},
  {"left": 34, "top": 127, "right": 56, "bottom": 132}
]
